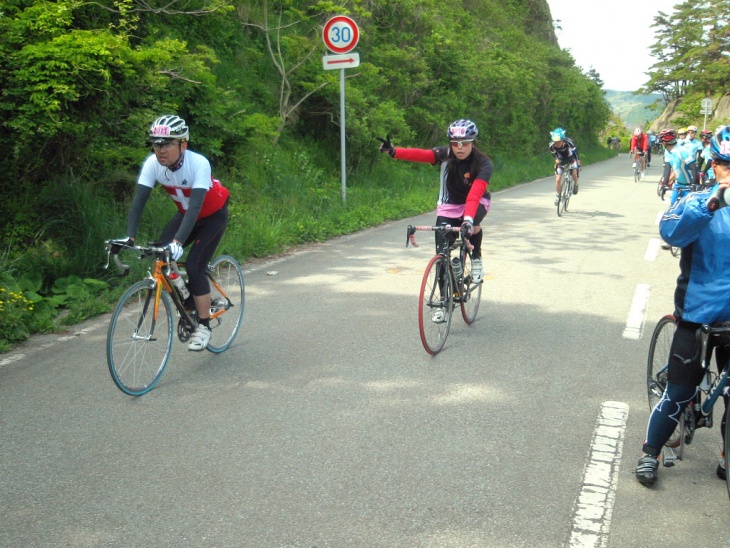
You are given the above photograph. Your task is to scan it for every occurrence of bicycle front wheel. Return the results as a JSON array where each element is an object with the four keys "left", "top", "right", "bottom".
[
  {"left": 206, "top": 255, "right": 245, "bottom": 353},
  {"left": 558, "top": 173, "right": 571, "bottom": 216},
  {"left": 418, "top": 255, "right": 454, "bottom": 355},
  {"left": 460, "top": 251, "right": 482, "bottom": 325},
  {"left": 107, "top": 280, "right": 173, "bottom": 396},
  {"left": 647, "top": 314, "right": 676, "bottom": 411},
  {"left": 634, "top": 167, "right": 641, "bottom": 183}
]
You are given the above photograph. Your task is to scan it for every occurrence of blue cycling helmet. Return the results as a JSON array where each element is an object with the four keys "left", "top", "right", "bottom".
[
  {"left": 550, "top": 128, "right": 566, "bottom": 141},
  {"left": 710, "top": 126, "right": 730, "bottom": 161},
  {"left": 447, "top": 119, "right": 478, "bottom": 140}
]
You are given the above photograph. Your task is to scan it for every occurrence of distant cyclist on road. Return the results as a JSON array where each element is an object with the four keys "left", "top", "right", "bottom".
[
  {"left": 647, "top": 130, "right": 656, "bottom": 166},
  {"left": 630, "top": 128, "right": 649, "bottom": 179},
  {"left": 549, "top": 127, "right": 580, "bottom": 206},
  {"left": 377, "top": 119, "right": 491, "bottom": 285},
  {"left": 660, "top": 129, "right": 698, "bottom": 205},
  {"left": 635, "top": 127, "right": 730, "bottom": 488}
]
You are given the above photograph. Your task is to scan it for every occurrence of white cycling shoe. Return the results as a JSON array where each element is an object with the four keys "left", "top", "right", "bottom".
[
  {"left": 471, "top": 258, "right": 483, "bottom": 282},
  {"left": 188, "top": 325, "right": 211, "bottom": 351},
  {"left": 432, "top": 309, "right": 446, "bottom": 323}
]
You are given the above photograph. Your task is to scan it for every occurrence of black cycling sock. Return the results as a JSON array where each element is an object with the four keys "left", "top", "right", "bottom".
[{"left": 199, "top": 318, "right": 210, "bottom": 329}]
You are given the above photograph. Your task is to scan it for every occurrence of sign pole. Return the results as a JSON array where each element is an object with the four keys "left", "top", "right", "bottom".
[{"left": 340, "top": 68, "right": 346, "bottom": 203}]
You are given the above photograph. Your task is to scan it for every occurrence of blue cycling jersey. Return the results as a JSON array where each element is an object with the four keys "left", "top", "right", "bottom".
[
  {"left": 660, "top": 186, "right": 730, "bottom": 323},
  {"left": 664, "top": 145, "right": 695, "bottom": 186}
]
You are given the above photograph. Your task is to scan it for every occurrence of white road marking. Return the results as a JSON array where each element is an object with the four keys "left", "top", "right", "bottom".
[
  {"left": 655, "top": 211, "right": 663, "bottom": 225},
  {"left": 622, "top": 284, "right": 650, "bottom": 340},
  {"left": 568, "top": 401, "right": 629, "bottom": 548},
  {"left": 644, "top": 238, "right": 661, "bottom": 261}
]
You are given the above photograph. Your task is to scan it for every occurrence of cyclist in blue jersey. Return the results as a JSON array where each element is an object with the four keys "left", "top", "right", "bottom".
[
  {"left": 549, "top": 128, "right": 580, "bottom": 205},
  {"left": 660, "top": 129, "right": 698, "bottom": 205},
  {"left": 635, "top": 127, "right": 730, "bottom": 487},
  {"left": 647, "top": 131, "right": 657, "bottom": 166}
]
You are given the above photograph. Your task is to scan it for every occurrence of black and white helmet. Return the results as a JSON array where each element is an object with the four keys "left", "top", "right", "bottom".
[
  {"left": 149, "top": 115, "right": 189, "bottom": 143},
  {"left": 447, "top": 119, "right": 478, "bottom": 140}
]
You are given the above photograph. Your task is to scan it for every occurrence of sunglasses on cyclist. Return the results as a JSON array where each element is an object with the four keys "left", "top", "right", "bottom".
[
  {"left": 151, "top": 140, "right": 179, "bottom": 151},
  {"left": 450, "top": 140, "right": 474, "bottom": 149}
]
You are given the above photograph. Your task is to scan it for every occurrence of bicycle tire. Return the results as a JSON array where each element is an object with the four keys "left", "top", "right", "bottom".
[
  {"left": 107, "top": 280, "right": 173, "bottom": 396},
  {"left": 635, "top": 167, "right": 641, "bottom": 183},
  {"left": 557, "top": 172, "right": 570, "bottom": 217},
  {"left": 647, "top": 315, "right": 676, "bottom": 410},
  {"left": 460, "top": 249, "right": 482, "bottom": 325},
  {"left": 205, "top": 255, "right": 245, "bottom": 353},
  {"left": 563, "top": 174, "right": 572, "bottom": 211},
  {"left": 418, "top": 254, "right": 454, "bottom": 355},
  {"left": 647, "top": 315, "right": 685, "bottom": 450},
  {"left": 725, "top": 403, "right": 730, "bottom": 499}
]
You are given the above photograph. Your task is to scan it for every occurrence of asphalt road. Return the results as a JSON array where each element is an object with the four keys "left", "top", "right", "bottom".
[{"left": 1, "top": 155, "right": 728, "bottom": 547}]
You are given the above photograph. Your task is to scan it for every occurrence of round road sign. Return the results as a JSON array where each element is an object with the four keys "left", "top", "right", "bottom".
[{"left": 323, "top": 16, "right": 359, "bottom": 54}]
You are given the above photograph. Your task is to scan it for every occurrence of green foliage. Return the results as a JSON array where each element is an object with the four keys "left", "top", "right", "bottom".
[
  {"left": 0, "top": 0, "right": 619, "bottom": 351},
  {"left": 644, "top": 0, "right": 730, "bottom": 101}
]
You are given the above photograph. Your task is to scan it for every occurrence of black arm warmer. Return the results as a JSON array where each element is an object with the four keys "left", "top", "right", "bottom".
[
  {"left": 662, "top": 162, "right": 672, "bottom": 183},
  {"left": 127, "top": 185, "right": 153, "bottom": 239},
  {"left": 173, "top": 188, "right": 206, "bottom": 244}
]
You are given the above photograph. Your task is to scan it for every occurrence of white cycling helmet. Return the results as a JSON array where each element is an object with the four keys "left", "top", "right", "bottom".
[
  {"left": 447, "top": 119, "right": 478, "bottom": 140},
  {"left": 149, "top": 115, "right": 189, "bottom": 143}
]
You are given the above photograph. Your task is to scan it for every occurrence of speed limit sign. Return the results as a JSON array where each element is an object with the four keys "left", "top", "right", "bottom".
[{"left": 322, "top": 16, "right": 359, "bottom": 54}]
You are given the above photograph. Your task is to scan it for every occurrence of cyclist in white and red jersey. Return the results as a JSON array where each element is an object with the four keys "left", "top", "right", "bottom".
[
  {"left": 118, "top": 115, "right": 230, "bottom": 351},
  {"left": 377, "top": 119, "right": 491, "bottom": 287}
]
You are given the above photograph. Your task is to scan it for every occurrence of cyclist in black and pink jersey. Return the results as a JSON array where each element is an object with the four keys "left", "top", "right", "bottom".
[
  {"left": 115, "top": 115, "right": 230, "bottom": 351},
  {"left": 378, "top": 119, "right": 491, "bottom": 285},
  {"left": 549, "top": 127, "right": 580, "bottom": 205}
]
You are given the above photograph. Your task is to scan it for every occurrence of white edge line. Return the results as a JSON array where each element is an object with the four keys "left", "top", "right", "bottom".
[
  {"left": 622, "top": 284, "right": 651, "bottom": 340},
  {"left": 567, "top": 401, "right": 629, "bottom": 548}
]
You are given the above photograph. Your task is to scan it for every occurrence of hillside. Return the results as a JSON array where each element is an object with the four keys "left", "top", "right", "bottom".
[{"left": 605, "top": 90, "right": 664, "bottom": 129}]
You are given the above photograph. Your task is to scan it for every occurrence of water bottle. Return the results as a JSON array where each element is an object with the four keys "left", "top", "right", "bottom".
[
  {"left": 169, "top": 271, "right": 190, "bottom": 300},
  {"left": 452, "top": 257, "right": 463, "bottom": 279}
]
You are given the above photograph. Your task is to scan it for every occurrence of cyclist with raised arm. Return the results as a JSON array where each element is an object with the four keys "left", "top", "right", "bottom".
[
  {"left": 630, "top": 127, "right": 649, "bottom": 179},
  {"left": 114, "top": 115, "right": 230, "bottom": 351},
  {"left": 549, "top": 127, "right": 580, "bottom": 206},
  {"left": 377, "top": 119, "right": 491, "bottom": 294},
  {"left": 635, "top": 127, "right": 730, "bottom": 487}
]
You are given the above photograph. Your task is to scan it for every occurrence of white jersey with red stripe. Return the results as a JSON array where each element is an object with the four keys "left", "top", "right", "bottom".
[{"left": 137, "top": 150, "right": 229, "bottom": 219}]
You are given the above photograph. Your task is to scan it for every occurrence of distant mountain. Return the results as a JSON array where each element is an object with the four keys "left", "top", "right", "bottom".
[{"left": 604, "top": 90, "right": 664, "bottom": 129}]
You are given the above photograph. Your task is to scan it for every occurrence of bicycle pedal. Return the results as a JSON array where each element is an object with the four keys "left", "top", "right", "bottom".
[{"left": 662, "top": 447, "right": 678, "bottom": 467}]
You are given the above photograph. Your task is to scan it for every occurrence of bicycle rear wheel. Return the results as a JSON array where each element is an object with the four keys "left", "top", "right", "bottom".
[
  {"left": 107, "top": 280, "right": 173, "bottom": 396},
  {"left": 647, "top": 314, "right": 676, "bottom": 411},
  {"left": 460, "top": 250, "right": 482, "bottom": 325},
  {"left": 206, "top": 255, "right": 245, "bottom": 353},
  {"left": 647, "top": 314, "right": 686, "bottom": 452},
  {"left": 418, "top": 254, "right": 454, "bottom": 355}
]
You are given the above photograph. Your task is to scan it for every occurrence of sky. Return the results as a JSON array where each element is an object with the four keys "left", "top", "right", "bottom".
[{"left": 546, "top": 0, "right": 679, "bottom": 91}]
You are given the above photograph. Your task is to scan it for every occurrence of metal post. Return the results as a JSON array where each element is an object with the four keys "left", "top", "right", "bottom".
[{"left": 340, "top": 68, "right": 346, "bottom": 203}]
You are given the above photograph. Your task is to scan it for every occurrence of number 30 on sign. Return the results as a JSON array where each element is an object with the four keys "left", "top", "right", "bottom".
[{"left": 322, "top": 16, "right": 359, "bottom": 54}]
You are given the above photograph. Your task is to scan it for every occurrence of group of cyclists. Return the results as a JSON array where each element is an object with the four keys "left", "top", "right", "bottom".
[{"left": 114, "top": 112, "right": 730, "bottom": 495}]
